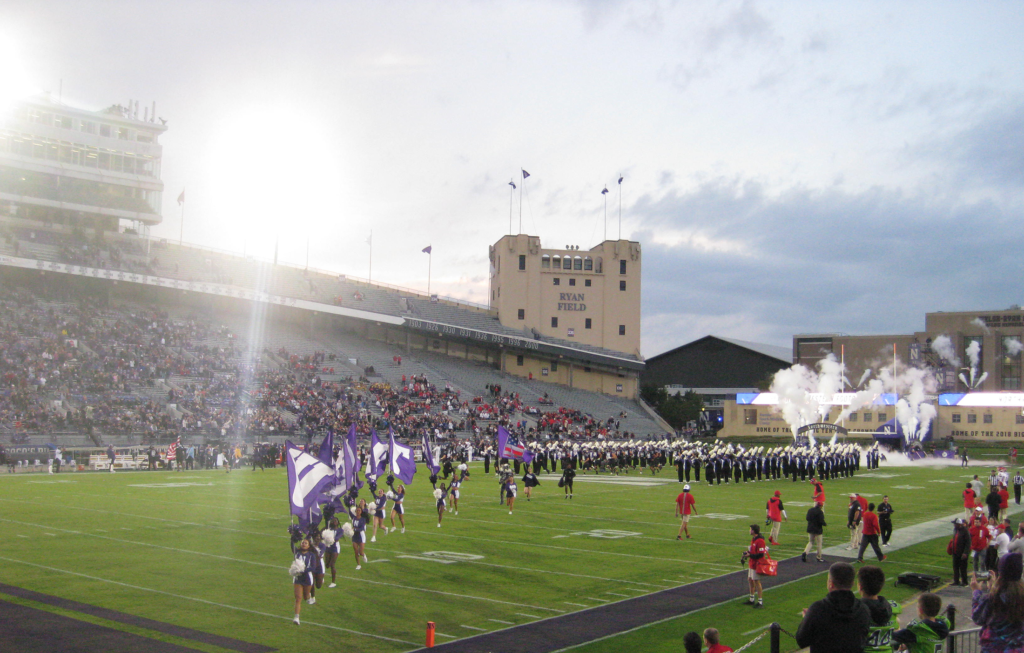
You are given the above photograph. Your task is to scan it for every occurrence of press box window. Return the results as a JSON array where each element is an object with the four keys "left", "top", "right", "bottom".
[
  {"left": 863, "top": 412, "right": 872, "bottom": 422},
  {"left": 553, "top": 278, "right": 560, "bottom": 286},
  {"left": 585, "top": 318, "right": 592, "bottom": 329},
  {"left": 551, "top": 317, "right": 558, "bottom": 328},
  {"left": 619, "top": 280, "right": 626, "bottom": 291},
  {"left": 569, "top": 278, "right": 576, "bottom": 286},
  {"left": 618, "top": 325, "right": 625, "bottom": 336},
  {"left": 984, "top": 414, "right": 993, "bottom": 424},
  {"left": 1016, "top": 415, "right": 1024, "bottom": 425},
  {"left": 518, "top": 255, "right": 526, "bottom": 270},
  {"left": 517, "top": 309, "right": 524, "bottom": 320},
  {"left": 877, "top": 412, "right": 887, "bottom": 422},
  {"left": 584, "top": 279, "right": 591, "bottom": 287},
  {"left": 744, "top": 409, "right": 757, "bottom": 425},
  {"left": 516, "top": 355, "right": 524, "bottom": 366},
  {"left": 619, "top": 260, "right": 627, "bottom": 274},
  {"left": 968, "top": 414, "right": 977, "bottom": 423},
  {"left": 849, "top": 413, "right": 858, "bottom": 422},
  {"left": 952, "top": 413, "right": 961, "bottom": 423}
]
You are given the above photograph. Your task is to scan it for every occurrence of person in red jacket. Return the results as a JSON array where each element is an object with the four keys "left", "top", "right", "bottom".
[
  {"left": 741, "top": 524, "right": 768, "bottom": 608},
  {"left": 998, "top": 484, "right": 1010, "bottom": 521},
  {"left": 703, "top": 628, "right": 734, "bottom": 653},
  {"left": 855, "top": 502, "right": 886, "bottom": 562},
  {"left": 963, "top": 483, "right": 977, "bottom": 520},
  {"left": 766, "top": 490, "right": 788, "bottom": 545},
  {"left": 969, "top": 516, "right": 991, "bottom": 576},
  {"left": 810, "top": 478, "right": 826, "bottom": 509}
]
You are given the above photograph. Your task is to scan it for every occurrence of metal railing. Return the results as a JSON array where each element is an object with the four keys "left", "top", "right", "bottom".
[{"left": 946, "top": 627, "right": 981, "bottom": 653}]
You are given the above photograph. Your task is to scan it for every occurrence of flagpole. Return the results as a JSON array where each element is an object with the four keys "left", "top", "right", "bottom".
[
  {"left": 519, "top": 169, "right": 524, "bottom": 235},
  {"left": 618, "top": 175, "right": 623, "bottom": 240},
  {"left": 368, "top": 231, "right": 372, "bottom": 284},
  {"left": 603, "top": 188, "right": 608, "bottom": 241},
  {"left": 427, "top": 249, "right": 432, "bottom": 296},
  {"left": 509, "top": 181, "right": 514, "bottom": 235}
]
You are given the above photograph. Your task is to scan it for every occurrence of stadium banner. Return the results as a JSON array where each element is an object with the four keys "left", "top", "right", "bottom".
[
  {"left": 0, "top": 255, "right": 404, "bottom": 326},
  {"left": 3, "top": 445, "right": 58, "bottom": 464}
]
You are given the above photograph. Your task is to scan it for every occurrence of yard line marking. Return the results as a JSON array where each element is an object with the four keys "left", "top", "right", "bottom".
[
  {"left": 0, "top": 555, "right": 416, "bottom": 645},
  {"left": 488, "top": 619, "right": 515, "bottom": 625},
  {"left": 43, "top": 533, "right": 56, "bottom": 536},
  {"left": 367, "top": 559, "right": 390, "bottom": 564},
  {"left": 563, "top": 602, "right": 589, "bottom": 607},
  {"left": 435, "top": 632, "right": 457, "bottom": 638},
  {"left": 605, "top": 592, "right": 631, "bottom": 597},
  {"left": 461, "top": 625, "right": 487, "bottom": 631},
  {"left": 516, "top": 613, "right": 541, "bottom": 619},
  {"left": 625, "top": 588, "right": 647, "bottom": 593},
  {"left": 0, "top": 518, "right": 563, "bottom": 614},
  {"left": 16, "top": 535, "right": 28, "bottom": 538},
  {"left": 586, "top": 597, "right": 610, "bottom": 602}
]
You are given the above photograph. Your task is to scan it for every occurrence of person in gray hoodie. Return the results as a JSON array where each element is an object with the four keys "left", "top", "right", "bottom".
[{"left": 796, "top": 562, "right": 872, "bottom": 653}]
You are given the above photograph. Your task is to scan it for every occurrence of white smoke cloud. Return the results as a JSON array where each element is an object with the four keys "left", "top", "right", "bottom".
[
  {"left": 966, "top": 340, "right": 981, "bottom": 387},
  {"left": 931, "top": 335, "right": 960, "bottom": 367},
  {"left": 970, "top": 317, "right": 991, "bottom": 333},
  {"left": 1005, "top": 338, "right": 1024, "bottom": 356}
]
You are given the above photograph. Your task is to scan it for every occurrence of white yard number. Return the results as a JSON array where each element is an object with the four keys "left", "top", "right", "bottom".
[
  {"left": 396, "top": 551, "right": 484, "bottom": 564},
  {"left": 569, "top": 529, "right": 641, "bottom": 539},
  {"left": 702, "top": 513, "right": 748, "bottom": 521}
]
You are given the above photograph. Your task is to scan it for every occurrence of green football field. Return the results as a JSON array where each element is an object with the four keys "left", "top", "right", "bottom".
[{"left": 0, "top": 461, "right": 989, "bottom": 653}]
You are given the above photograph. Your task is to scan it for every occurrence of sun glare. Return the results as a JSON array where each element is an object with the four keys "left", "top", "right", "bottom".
[
  {"left": 205, "top": 105, "right": 345, "bottom": 257},
  {"left": 0, "top": 33, "right": 39, "bottom": 112}
]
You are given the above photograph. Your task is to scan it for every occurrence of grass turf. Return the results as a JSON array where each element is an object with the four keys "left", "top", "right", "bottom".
[{"left": 0, "top": 461, "right": 982, "bottom": 653}]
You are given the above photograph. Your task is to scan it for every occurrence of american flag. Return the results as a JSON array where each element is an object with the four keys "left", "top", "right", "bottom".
[
  {"left": 497, "top": 425, "right": 526, "bottom": 461},
  {"left": 167, "top": 435, "right": 181, "bottom": 464}
]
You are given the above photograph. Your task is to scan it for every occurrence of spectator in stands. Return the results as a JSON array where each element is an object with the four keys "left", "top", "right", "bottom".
[
  {"left": 703, "top": 628, "right": 733, "bottom": 653},
  {"left": 795, "top": 562, "right": 871, "bottom": 653},
  {"left": 971, "top": 551, "right": 1024, "bottom": 653},
  {"left": 682, "top": 632, "right": 702, "bottom": 653}
]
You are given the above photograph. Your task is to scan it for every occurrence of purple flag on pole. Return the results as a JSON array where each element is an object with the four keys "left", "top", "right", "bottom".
[
  {"left": 421, "top": 433, "right": 440, "bottom": 475},
  {"left": 285, "top": 440, "right": 336, "bottom": 519},
  {"left": 366, "top": 429, "right": 388, "bottom": 478},
  {"left": 340, "top": 424, "right": 362, "bottom": 490},
  {"left": 317, "top": 429, "right": 334, "bottom": 469},
  {"left": 497, "top": 425, "right": 531, "bottom": 462},
  {"left": 388, "top": 429, "right": 417, "bottom": 484}
]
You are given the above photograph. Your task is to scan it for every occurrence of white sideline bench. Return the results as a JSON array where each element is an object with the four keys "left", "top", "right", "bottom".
[{"left": 88, "top": 454, "right": 148, "bottom": 470}]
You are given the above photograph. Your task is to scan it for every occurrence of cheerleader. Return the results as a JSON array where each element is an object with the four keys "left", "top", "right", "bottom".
[
  {"left": 290, "top": 538, "right": 317, "bottom": 625},
  {"left": 369, "top": 489, "right": 388, "bottom": 543},
  {"left": 522, "top": 469, "right": 539, "bottom": 501},
  {"left": 322, "top": 518, "right": 340, "bottom": 588},
  {"left": 435, "top": 483, "right": 448, "bottom": 527},
  {"left": 309, "top": 532, "right": 326, "bottom": 601},
  {"left": 506, "top": 477, "right": 517, "bottom": 514},
  {"left": 449, "top": 477, "right": 461, "bottom": 515},
  {"left": 351, "top": 506, "right": 368, "bottom": 570},
  {"left": 388, "top": 484, "right": 406, "bottom": 533}
]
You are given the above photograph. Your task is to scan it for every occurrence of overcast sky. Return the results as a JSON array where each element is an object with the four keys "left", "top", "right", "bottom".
[{"left": 3, "top": 1, "right": 1022, "bottom": 357}]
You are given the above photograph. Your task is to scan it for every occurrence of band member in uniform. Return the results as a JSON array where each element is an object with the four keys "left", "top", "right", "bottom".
[
  {"left": 676, "top": 484, "right": 697, "bottom": 540},
  {"left": 562, "top": 464, "right": 576, "bottom": 499},
  {"left": 1015, "top": 471, "right": 1024, "bottom": 505},
  {"left": 389, "top": 484, "right": 406, "bottom": 533}
]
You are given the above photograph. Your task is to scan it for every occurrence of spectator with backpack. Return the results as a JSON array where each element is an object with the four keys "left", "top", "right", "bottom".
[{"left": 893, "top": 593, "right": 950, "bottom": 653}]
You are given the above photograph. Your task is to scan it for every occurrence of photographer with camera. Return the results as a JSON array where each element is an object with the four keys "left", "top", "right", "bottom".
[{"left": 741, "top": 524, "right": 767, "bottom": 608}]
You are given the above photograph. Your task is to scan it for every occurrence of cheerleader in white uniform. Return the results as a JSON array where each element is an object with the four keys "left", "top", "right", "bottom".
[
  {"left": 350, "top": 506, "right": 368, "bottom": 570},
  {"left": 435, "top": 483, "right": 448, "bottom": 527},
  {"left": 388, "top": 485, "right": 406, "bottom": 533},
  {"left": 369, "top": 489, "right": 388, "bottom": 543},
  {"left": 290, "top": 539, "right": 317, "bottom": 625},
  {"left": 506, "top": 477, "right": 518, "bottom": 514}
]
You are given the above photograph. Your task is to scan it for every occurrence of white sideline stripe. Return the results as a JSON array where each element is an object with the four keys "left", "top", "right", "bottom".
[
  {"left": 586, "top": 597, "right": 610, "bottom": 602},
  {"left": 436, "top": 632, "right": 457, "bottom": 638},
  {"left": 605, "top": 592, "right": 631, "bottom": 597},
  {"left": 0, "top": 554, "right": 416, "bottom": 645},
  {"left": 563, "top": 602, "right": 589, "bottom": 607},
  {"left": 488, "top": 619, "right": 515, "bottom": 625},
  {"left": 515, "top": 613, "right": 541, "bottom": 619},
  {"left": 0, "top": 518, "right": 563, "bottom": 615},
  {"left": 461, "top": 625, "right": 487, "bottom": 631}
]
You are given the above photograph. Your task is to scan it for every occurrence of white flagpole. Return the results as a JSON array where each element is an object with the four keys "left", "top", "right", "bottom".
[
  {"left": 509, "top": 181, "right": 514, "bottom": 235},
  {"left": 368, "top": 231, "right": 372, "bottom": 284},
  {"left": 427, "top": 249, "right": 432, "bottom": 296},
  {"left": 618, "top": 175, "right": 623, "bottom": 240}
]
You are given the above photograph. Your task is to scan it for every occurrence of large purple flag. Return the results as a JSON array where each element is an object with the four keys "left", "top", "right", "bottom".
[
  {"left": 285, "top": 440, "right": 336, "bottom": 519},
  {"left": 317, "top": 429, "right": 334, "bottom": 469},
  {"left": 388, "top": 429, "right": 417, "bottom": 484},
  {"left": 365, "top": 429, "right": 388, "bottom": 478},
  {"left": 339, "top": 424, "right": 362, "bottom": 490},
  {"left": 421, "top": 433, "right": 440, "bottom": 475}
]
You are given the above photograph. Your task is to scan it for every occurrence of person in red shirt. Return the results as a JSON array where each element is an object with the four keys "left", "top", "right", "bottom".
[
  {"left": 963, "top": 483, "right": 977, "bottom": 520},
  {"left": 741, "top": 523, "right": 767, "bottom": 608},
  {"left": 969, "top": 515, "right": 991, "bottom": 575},
  {"left": 855, "top": 502, "right": 886, "bottom": 562},
  {"left": 810, "top": 478, "right": 826, "bottom": 510},
  {"left": 703, "top": 628, "right": 734, "bottom": 653},
  {"left": 766, "top": 490, "right": 788, "bottom": 545},
  {"left": 855, "top": 493, "right": 868, "bottom": 513},
  {"left": 675, "top": 484, "right": 697, "bottom": 540},
  {"left": 998, "top": 484, "right": 1010, "bottom": 521}
]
